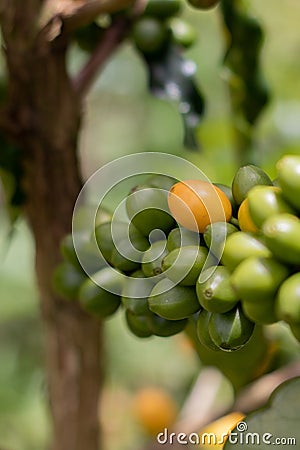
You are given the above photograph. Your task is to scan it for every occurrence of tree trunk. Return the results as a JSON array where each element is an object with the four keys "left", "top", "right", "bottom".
[{"left": 1, "top": 3, "right": 103, "bottom": 450}]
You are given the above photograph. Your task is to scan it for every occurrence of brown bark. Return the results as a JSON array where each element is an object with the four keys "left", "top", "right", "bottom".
[{"left": 0, "top": 2, "right": 103, "bottom": 450}]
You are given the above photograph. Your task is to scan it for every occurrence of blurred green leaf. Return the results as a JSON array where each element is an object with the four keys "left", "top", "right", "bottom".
[
  {"left": 225, "top": 377, "right": 300, "bottom": 449},
  {"left": 140, "top": 44, "right": 205, "bottom": 150}
]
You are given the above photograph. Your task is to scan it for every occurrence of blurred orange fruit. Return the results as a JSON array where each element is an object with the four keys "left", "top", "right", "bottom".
[{"left": 132, "top": 386, "right": 178, "bottom": 435}]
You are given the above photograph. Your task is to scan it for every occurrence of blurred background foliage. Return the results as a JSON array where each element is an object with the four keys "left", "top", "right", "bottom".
[{"left": 1, "top": 1, "right": 300, "bottom": 449}]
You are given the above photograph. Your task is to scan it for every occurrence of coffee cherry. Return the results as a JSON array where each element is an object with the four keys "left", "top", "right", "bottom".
[
  {"left": 238, "top": 199, "right": 259, "bottom": 233},
  {"left": 53, "top": 262, "right": 86, "bottom": 300},
  {"left": 275, "top": 273, "right": 300, "bottom": 325},
  {"left": 230, "top": 256, "right": 289, "bottom": 303},
  {"left": 144, "top": 0, "right": 182, "bottom": 19},
  {"left": 79, "top": 268, "right": 122, "bottom": 318},
  {"left": 247, "top": 186, "right": 295, "bottom": 228},
  {"left": 242, "top": 298, "right": 278, "bottom": 325},
  {"left": 132, "top": 17, "right": 168, "bottom": 54},
  {"left": 232, "top": 164, "right": 272, "bottom": 206},
  {"left": 125, "top": 310, "right": 153, "bottom": 338},
  {"left": 168, "top": 180, "right": 232, "bottom": 233},
  {"left": 162, "top": 245, "right": 208, "bottom": 285},
  {"left": 204, "top": 221, "right": 238, "bottom": 260},
  {"left": 126, "top": 185, "right": 175, "bottom": 236},
  {"left": 148, "top": 314, "right": 188, "bottom": 336},
  {"left": 186, "top": 0, "right": 219, "bottom": 10},
  {"left": 221, "top": 232, "right": 271, "bottom": 271},
  {"left": 166, "top": 227, "right": 201, "bottom": 251},
  {"left": 121, "top": 270, "right": 155, "bottom": 316},
  {"left": 208, "top": 305, "right": 255, "bottom": 352},
  {"left": 142, "top": 240, "right": 168, "bottom": 278},
  {"left": 277, "top": 154, "right": 300, "bottom": 211},
  {"left": 196, "top": 266, "right": 238, "bottom": 314},
  {"left": 168, "top": 18, "right": 197, "bottom": 48},
  {"left": 148, "top": 277, "right": 200, "bottom": 320},
  {"left": 262, "top": 214, "right": 300, "bottom": 265},
  {"left": 196, "top": 309, "right": 220, "bottom": 351}
]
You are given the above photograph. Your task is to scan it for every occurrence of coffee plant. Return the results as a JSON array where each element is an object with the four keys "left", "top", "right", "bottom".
[{"left": 0, "top": 1, "right": 299, "bottom": 449}]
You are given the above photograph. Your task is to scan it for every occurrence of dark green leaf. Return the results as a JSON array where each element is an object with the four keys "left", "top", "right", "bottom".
[
  {"left": 225, "top": 377, "right": 300, "bottom": 449},
  {"left": 141, "top": 44, "right": 205, "bottom": 150}
]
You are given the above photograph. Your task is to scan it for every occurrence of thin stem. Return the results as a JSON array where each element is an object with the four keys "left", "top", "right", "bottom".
[
  {"left": 39, "top": 0, "right": 135, "bottom": 33},
  {"left": 174, "top": 367, "right": 228, "bottom": 434},
  {"left": 73, "top": 16, "right": 131, "bottom": 97},
  {"left": 233, "top": 361, "right": 300, "bottom": 413}
]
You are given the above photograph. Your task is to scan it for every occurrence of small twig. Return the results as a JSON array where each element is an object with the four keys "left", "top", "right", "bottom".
[
  {"left": 73, "top": 16, "right": 130, "bottom": 96},
  {"left": 72, "top": 0, "right": 147, "bottom": 97},
  {"left": 233, "top": 361, "right": 300, "bottom": 413},
  {"left": 39, "top": 0, "right": 135, "bottom": 36},
  {"left": 174, "top": 367, "right": 229, "bottom": 435}
]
